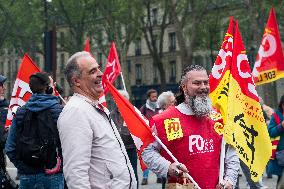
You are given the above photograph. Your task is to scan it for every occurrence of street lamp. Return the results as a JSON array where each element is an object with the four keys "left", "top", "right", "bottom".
[{"left": 43, "top": 0, "right": 57, "bottom": 80}]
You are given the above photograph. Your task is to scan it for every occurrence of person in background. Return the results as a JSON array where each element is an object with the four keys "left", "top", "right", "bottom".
[
  {"left": 259, "top": 97, "right": 274, "bottom": 125},
  {"left": 5, "top": 72, "right": 64, "bottom": 189},
  {"left": 156, "top": 91, "right": 176, "bottom": 189},
  {"left": 0, "top": 75, "right": 8, "bottom": 174},
  {"left": 140, "top": 89, "right": 160, "bottom": 185},
  {"left": 111, "top": 90, "right": 138, "bottom": 187},
  {"left": 267, "top": 94, "right": 284, "bottom": 188},
  {"left": 157, "top": 91, "right": 176, "bottom": 112},
  {"left": 259, "top": 97, "right": 274, "bottom": 180}
]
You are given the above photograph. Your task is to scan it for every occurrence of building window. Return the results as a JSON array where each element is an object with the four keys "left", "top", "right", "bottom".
[
  {"left": 152, "top": 8, "right": 158, "bottom": 25},
  {"left": 169, "top": 32, "right": 176, "bottom": 52},
  {"left": 127, "top": 60, "right": 131, "bottom": 73},
  {"left": 15, "top": 60, "right": 19, "bottom": 71},
  {"left": 14, "top": 60, "right": 19, "bottom": 79},
  {"left": 169, "top": 60, "right": 176, "bottom": 83},
  {"left": 60, "top": 32, "right": 65, "bottom": 43},
  {"left": 153, "top": 65, "right": 158, "bottom": 84},
  {"left": 60, "top": 53, "right": 65, "bottom": 70},
  {"left": 153, "top": 35, "right": 159, "bottom": 52},
  {"left": 0, "top": 62, "right": 3, "bottom": 73},
  {"left": 135, "top": 38, "right": 141, "bottom": 56},
  {"left": 135, "top": 64, "right": 142, "bottom": 85}
]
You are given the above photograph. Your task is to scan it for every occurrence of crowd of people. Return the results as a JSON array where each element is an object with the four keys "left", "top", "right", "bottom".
[{"left": 0, "top": 51, "right": 283, "bottom": 189}]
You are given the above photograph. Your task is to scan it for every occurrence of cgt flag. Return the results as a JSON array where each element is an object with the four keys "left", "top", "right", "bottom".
[
  {"left": 5, "top": 54, "right": 40, "bottom": 127},
  {"left": 252, "top": 7, "right": 284, "bottom": 85},
  {"left": 209, "top": 17, "right": 234, "bottom": 126},
  {"left": 99, "top": 42, "right": 122, "bottom": 107},
  {"left": 105, "top": 80, "right": 155, "bottom": 156},
  {"left": 102, "top": 42, "right": 121, "bottom": 94},
  {"left": 225, "top": 21, "right": 272, "bottom": 182}
]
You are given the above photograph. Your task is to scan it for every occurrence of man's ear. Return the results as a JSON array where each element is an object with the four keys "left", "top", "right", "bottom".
[
  {"left": 72, "top": 76, "right": 80, "bottom": 87},
  {"left": 181, "top": 83, "right": 186, "bottom": 93}
]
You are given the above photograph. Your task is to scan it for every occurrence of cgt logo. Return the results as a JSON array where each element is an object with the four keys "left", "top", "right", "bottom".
[{"left": 188, "top": 135, "right": 214, "bottom": 155}]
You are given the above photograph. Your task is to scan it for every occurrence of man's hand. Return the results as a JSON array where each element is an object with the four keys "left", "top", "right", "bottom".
[
  {"left": 216, "top": 180, "right": 233, "bottom": 189},
  {"left": 168, "top": 162, "right": 188, "bottom": 177}
]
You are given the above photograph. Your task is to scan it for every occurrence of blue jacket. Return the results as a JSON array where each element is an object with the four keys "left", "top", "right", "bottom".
[
  {"left": 267, "top": 110, "right": 284, "bottom": 176},
  {"left": 5, "top": 94, "right": 63, "bottom": 175}
]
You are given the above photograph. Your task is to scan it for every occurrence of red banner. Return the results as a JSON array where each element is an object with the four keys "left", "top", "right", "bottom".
[
  {"left": 102, "top": 42, "right": 121, "bottom": 94},
  {"left": 252, "top": 7, "right": 284, "bottom": 85},
  {"left": 5, "top": 54, "right": 40, "bottom": 127},
  {"left": 209, "top": 17, "right": 234, "bottom": 125},
  {"left": 106, "top": 80, "right": 154, "bottom": 155}
]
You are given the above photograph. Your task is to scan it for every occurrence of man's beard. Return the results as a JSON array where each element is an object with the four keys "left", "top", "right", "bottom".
[{"left": 185, "top": 94, "right": 212, "bottom": 118}]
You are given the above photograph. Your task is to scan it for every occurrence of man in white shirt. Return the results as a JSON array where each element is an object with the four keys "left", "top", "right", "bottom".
[{"left": 58, "top": 51, "right": 137, "bottom": 189}]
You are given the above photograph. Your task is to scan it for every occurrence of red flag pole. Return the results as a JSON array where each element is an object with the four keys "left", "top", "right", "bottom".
[
  {"left": 152, "top": 133, "right": 201, "bottom": 189},
  {"left": 120, "top": 72, "right": 127, "bottom": 91}
]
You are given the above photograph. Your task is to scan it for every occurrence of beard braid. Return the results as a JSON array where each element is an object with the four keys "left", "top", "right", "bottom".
[{"left": 185, "top": 94, "right": 212, "bottom": 118}]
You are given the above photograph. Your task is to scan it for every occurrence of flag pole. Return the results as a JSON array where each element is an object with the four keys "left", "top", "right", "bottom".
[
  {"left": 153, "top": 132, "right": 201, "bottom": 189},
  {"left": 219, "top": 137, "right": 226, "bottom": 185},
  {"left": 120, "top": 72, "right": 127, "bottom": 91},
  {"left": 58, "top": 94, "right": 67, "bottom": 105},
  {"left": 52, "top": 81, "right": 66, "bottom": 105}
]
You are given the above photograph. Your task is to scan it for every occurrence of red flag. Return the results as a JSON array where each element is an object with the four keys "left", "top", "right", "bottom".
[
  {"left": 102, "top": 42, "right": 121, "bottom": 94},
  {"left": 105, "top": 80, "right": 154, "bottom": 156},
  {"left": 83, "top": 38, "right": 91, "bottom": 52},
  {"left": 209, "top": 17, "right": 234, "bottom": 125},
  {"left": 5, "top": 54, "right": 40, "bottom": 127},
  {"left": 252, "top": 7, "right": 284, "bottom": 85}
]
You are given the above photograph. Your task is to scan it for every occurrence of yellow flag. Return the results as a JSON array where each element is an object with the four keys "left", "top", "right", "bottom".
[{"left": 225, "top": 21, "right": 272, "bottom": 182}]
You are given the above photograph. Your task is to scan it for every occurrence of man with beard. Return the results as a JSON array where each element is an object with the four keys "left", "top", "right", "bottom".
[{"left": 142, "top": 65, "right": 239, "bottom": 189}]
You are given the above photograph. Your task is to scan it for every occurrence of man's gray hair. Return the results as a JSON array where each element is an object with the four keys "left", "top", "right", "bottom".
[
  {"left": 180, "top": 65, "right": 206, "bottom": 85},
  {"left": 64, "top": 51, "right": 91, "bottom": 87},
  {"left": 118, "top": 90, "right": 129, "bottom": 100},
  {"left": 176, "top": 65, "right": 207, "bottom": 105},
  {"left": 157, "top": 91, "right": 174, "bottom": 109}
]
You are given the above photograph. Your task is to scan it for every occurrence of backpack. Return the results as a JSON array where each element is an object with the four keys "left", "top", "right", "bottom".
[{"left": 16, "top": 108, "right": 60, "bottom": 171}]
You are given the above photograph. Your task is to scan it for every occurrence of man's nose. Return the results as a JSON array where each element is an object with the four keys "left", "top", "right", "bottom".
[
  {"left": 199, "top": 82, "right": 208, "bottom": 88},
  {"left": 98, "top": 69, "right": 103, "bottom": 76}
]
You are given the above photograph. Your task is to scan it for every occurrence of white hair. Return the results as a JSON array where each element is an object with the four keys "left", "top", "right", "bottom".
[
  {"left": 157, "top": 91, "right": 174, "bottom": 109},
  {"left": 118, "top": 90, "right": 129, "bottom": 100}
]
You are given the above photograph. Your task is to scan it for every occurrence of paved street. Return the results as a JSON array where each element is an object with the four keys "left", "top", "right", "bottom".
[{"left": 6, "top": 158, "right": 278, "bottom": 189}]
